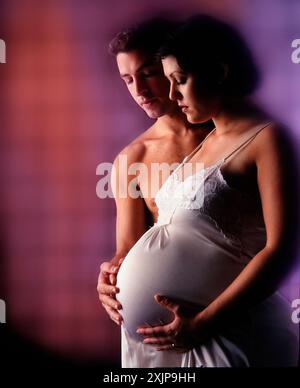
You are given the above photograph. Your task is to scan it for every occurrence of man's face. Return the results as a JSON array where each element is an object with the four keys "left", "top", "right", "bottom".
[{"left": 116, "top": 50, "right": 175, "bottom": 118}]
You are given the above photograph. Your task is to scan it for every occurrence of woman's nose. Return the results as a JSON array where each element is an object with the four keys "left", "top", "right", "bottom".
[{"left": 169, "top": 83, "right": 179, "bottom": 101}]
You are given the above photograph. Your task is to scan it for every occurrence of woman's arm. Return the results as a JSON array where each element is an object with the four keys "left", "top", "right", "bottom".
[{"left": 194, "top": 124, "right": 299, "bottom": 329}]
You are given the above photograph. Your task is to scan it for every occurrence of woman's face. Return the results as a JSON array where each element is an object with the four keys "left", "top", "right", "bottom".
[{"left": 162, "top": 55, "right": 218, "bottom": 124}]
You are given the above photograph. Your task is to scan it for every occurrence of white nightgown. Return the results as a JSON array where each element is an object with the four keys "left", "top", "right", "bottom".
[{"left": 118, "top": 123, "right": 299, "bottom": 367}]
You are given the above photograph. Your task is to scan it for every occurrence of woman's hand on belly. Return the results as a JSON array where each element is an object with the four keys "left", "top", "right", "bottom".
[{"left": 136, "top": 294, "right": 211, "bottom": 352}]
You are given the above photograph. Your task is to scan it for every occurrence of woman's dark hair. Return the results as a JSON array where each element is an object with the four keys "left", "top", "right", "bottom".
[
  {"left": 109, "top": 18, "right": 180, "bottom": 57},
  {"left": 159, "top": 14, "right": 260, "bottom": 98}
]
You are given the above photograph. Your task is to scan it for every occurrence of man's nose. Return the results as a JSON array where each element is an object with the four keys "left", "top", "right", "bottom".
[{"left": 134, "top": 79, "right": 148, "bottom": 96}]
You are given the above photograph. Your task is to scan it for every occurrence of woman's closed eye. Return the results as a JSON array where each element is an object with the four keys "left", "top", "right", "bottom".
[{"left": 174, "top": 77, "right": 187, "bottom": 85}]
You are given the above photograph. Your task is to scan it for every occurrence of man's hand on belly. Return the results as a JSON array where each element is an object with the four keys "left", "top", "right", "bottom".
[{"left": 97, "top": 258, "right": 124, "bottom": 325}]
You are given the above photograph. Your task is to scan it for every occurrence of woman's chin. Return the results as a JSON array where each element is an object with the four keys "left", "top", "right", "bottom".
[{"left": 186, "top": 113, "right": 205, "bottom": 124}]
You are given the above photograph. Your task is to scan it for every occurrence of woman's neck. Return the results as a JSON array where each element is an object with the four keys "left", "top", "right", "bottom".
[
  {"left": 212, "top": 98, "right": 267, "bottom": 136},
  {"left": 158, "top": 107, "right": 210, "bottom": 137}
]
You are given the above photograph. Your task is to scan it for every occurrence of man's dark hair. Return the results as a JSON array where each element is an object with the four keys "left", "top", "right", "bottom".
[
  {"left": 159, "top": 14, "right": 260, "bottom": 98},
  {"left": 108, "top": 17, "right": 180, "bottom": 57}
]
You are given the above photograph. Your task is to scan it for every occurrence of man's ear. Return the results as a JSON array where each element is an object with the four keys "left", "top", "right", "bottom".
[{"left": 219, "top": 62, "right": 229, "bottom": 85}]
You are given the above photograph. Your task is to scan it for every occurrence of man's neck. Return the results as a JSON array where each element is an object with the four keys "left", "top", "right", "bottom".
[{"left": 155, "top": 110, "right": 200, "bottom": 137}]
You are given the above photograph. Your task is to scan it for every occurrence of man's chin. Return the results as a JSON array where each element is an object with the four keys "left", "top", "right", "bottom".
[{"left": 143, "top": 108, "right": 164, "bottom": 119}]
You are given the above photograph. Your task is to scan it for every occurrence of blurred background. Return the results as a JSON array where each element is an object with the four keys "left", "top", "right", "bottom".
[{"left": 0, "top": 0, "right": 299, "bottom": 377}]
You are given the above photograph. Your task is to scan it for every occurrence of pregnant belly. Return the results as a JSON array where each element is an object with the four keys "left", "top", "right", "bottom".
[{"left": 116, "top": 217, "right": 244, "bottom": 341}]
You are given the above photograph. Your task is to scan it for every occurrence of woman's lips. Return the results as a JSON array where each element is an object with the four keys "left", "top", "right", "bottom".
[{"left": 180, "top": 105, "right": 189, "bottom": 113}]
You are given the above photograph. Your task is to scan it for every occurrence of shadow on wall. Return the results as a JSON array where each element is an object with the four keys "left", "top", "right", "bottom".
[{"left": 0, "top": 325, "right": 118, "bottom": 383}]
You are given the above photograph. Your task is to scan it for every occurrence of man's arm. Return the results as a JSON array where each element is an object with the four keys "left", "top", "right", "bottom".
[{"left": 97, "top": 143, "right": 149, "bottom": 325}]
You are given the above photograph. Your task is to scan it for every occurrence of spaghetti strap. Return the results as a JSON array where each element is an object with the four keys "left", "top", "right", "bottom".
[
  {"left": 184, "top": 127, "right": 216, "bottom": 164},
  {"left": 174, "top": 121, "right": 270, "bottom": 175},
  {"left": 223, "top": 122, "right": 271, "bottom": 162},
  {"left": 154, "top": 129, "right": 216, "bottom": 200},
  {"left": 172, "top": 127, "right": 216, "bottom": 173}
]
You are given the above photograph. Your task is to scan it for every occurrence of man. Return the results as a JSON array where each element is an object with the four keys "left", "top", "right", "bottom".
[{"left": 97, "top": 19, "right": 213, "bottom": 329}]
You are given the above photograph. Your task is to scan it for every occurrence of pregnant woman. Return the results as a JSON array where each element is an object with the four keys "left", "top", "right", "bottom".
[{"left": 117, "top": 15, "right": 299, "bottom": 367}]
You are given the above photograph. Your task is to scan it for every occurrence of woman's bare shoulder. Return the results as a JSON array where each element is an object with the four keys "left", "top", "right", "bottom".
[{"left": 252, "top": 122, "right": 296, "bottom": 164}]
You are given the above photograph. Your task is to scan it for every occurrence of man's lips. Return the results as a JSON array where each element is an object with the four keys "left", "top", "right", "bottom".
[{"left": 141, "top": 98, "right": 157, "bottom": 107}]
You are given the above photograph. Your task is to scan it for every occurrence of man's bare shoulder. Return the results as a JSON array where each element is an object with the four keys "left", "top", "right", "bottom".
[{"left": 114, "top": 124, "right": 159, "bottom": 165}]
